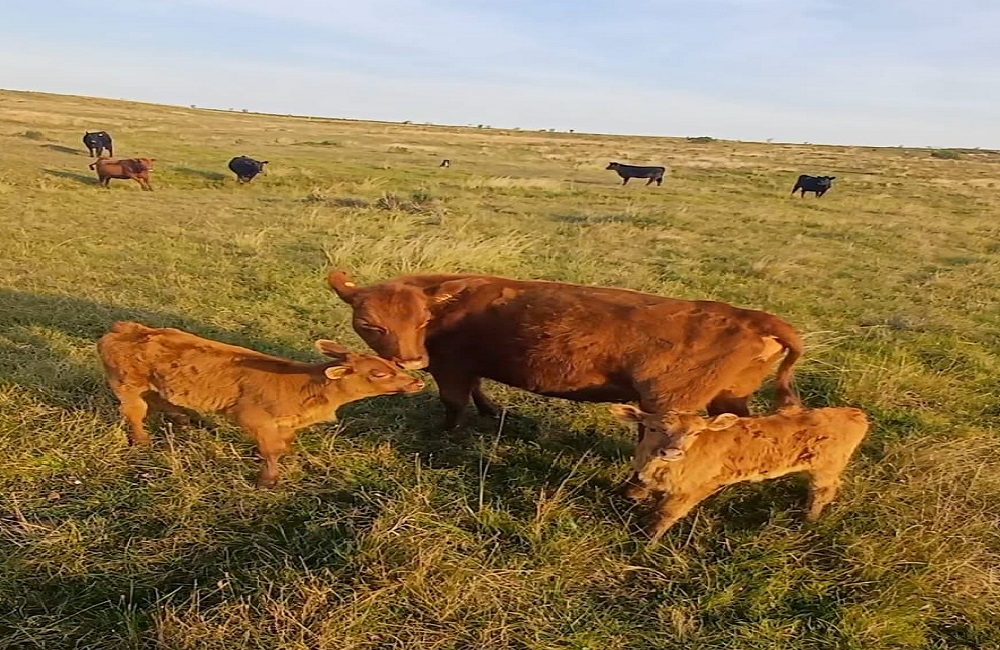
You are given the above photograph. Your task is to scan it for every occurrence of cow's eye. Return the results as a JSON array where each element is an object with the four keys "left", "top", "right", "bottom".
[
  {"left": 359, "top": 322, "right": 387, "bottom": 334},
  {"left": 370, "top": 370, "right": 390, "bottom": 379},
  {"left": 417, "top": 319, "right": 431, "bottom": 329}
]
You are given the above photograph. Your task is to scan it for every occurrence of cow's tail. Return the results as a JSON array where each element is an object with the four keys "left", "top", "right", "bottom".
[{"left": 768, "top": 319, "right": 804, "bottom": 408}]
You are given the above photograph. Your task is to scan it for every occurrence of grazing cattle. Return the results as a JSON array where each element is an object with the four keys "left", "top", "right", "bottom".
[
  {"left": 327, "top": 270, "right": 803, "bottom": 433},
  {"left": 98, "top": 321, "right": 425, "bottom": 487},
  {"left": 439, "top": 159, "right": 451, "bottom": 168},
  {"left": 611, "top": 404, "right": 869, "bottom": 541},
  {"left": 89, "top": 157, "right": 156, "bottom": 190},
  {"left": 228, "top": 155, "right": 269, "bottom": 183},
  {"left": 791, "top": 174, "right": 836, "bottom": 197},
  {"left": 605, "top": 162, "right": 666, "bottom": 186},
  {"left": 83, "top": 131, "right": 113, "bottom": 158}
]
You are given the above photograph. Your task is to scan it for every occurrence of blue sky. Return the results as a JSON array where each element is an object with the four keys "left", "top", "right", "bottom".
[{"left": 3, "top": 0, "right": 998, "bottom": 147}]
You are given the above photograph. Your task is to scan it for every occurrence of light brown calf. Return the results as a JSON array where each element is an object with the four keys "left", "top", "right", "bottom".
[
  {"left": 611, "top": 405, "right": 869, "bottom": 542},
  {"left": 98, "top": 322, "right": 424, "bottom": 487},
  {"left": 89, "top": 157, "right": 156, "bottom": 190}
]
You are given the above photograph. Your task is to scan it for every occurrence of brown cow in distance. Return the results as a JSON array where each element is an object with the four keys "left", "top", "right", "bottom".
[
  {"left": 611, "top": 405, "right": 869, "bottom": 541},
  {"left": 89, "top": 157, "right": 156, "bottom": 190},
  {"left": 326, "top": 270, "right": 804, "bottom": 434},
  {"left": 98, "top": 321, "right": 424, "bottom": 487}
]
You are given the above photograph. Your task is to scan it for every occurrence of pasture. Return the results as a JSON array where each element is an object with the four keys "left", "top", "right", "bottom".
[{"left": 1, "top": 89, "right": 999, "bottom": 649}]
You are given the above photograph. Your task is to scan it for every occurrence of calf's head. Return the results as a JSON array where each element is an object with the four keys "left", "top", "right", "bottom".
[
  {"left": 605, "top": 162, "right": 621, "bottom": 170},
  {"left": 611, "top": 405, "right": 741, "bottom": 465},
  {"left": 328, "top": 270, "right": 485, "bottom": 370},
  {"left": 315, "top": 339, "right": 425, "bottom": 394}
]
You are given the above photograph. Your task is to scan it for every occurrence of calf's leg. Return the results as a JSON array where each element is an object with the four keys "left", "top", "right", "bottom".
[
  {"left": 113, "top": 388, "right": 152, "bottom": 445},
  {"left": 648, "top": 486, "right": 714, "bottom": 542},
  {"left": 805, "top": 469, "right": 844, "bottom": 521},
  {"left": 247, "top": 421, "right": 296, "bottom": 488}
]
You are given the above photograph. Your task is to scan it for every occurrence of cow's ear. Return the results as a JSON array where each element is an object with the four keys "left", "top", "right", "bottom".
[
  {"left": 426, "top": 278, "right": 489, "bottom": 304},
  {"left": 328, "top": 270, "right": 359, "bottom": 303},
  {"left": 706, "top": 413, "right": 740, "bottom": 430},
  {"left": 314, "top": 339, "right": 351, "bottom": 362},
  {"left": 609, "top": 404, "right": 648, "bottom": 423},
  {"left": 324, "top": 365, "right": 353, "bottom": 380}
]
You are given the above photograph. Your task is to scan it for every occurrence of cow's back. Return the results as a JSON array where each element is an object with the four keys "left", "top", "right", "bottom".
[{"left": 425, "top": 280, "right": 765, "bottom": 399}]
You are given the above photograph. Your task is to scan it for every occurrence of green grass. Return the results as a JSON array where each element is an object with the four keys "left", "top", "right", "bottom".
[{"left": 1, "top": 89, "right": 999, "bottom": 649}]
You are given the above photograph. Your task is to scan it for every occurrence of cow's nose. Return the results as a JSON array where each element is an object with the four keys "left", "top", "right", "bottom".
[
  {"left": 397, "top": 357, "right": 428, "bottom": 371},
  {"left": 657, "top": 447, "right": 684, "bottom": 462}
]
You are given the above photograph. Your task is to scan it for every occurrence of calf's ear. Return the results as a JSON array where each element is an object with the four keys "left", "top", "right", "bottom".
[
  {"left": 328, "top": 270, "right": 359, "bottom": 303},
  {"left": 324, "top": 365, "right": 353, "bottom": 380},
  {"left": 706, "top": 413, "right": 740, "bottom": 430},
  {"left": 609, "top": 404, "right": 647, "bottom": 423},
  {"left": 315, "top": 339, "right": 351, "bottom": 362}
]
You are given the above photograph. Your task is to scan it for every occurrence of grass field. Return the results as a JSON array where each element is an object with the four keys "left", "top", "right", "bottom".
[{"left": 1, "top": 88, "right": 999, "bottom": 649}]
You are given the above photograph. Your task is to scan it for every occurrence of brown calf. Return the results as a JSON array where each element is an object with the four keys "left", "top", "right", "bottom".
[
  {"left": 327, "top": 270, "right": 803, "bottom": 432},
  {"left": 89, "top": 157, "right": 156, "bottom": 190},
  {"left": 611, "top": 405, "right": 869, "bottom": 541},
  {"left": 98, "top": 322, "right": 424, "bottom": 487}
]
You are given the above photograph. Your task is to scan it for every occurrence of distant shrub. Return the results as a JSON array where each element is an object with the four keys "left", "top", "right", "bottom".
[
  {"left": 930, "top": 149, "right": 962, "bottom": 160},
  {"left": 20, "top": 130, "right": 45, "bottom": 140},
  {"left": 687, "top": 136, "right": 714, "bottom": 143},
  {"left": 386, "top": 145, "right": 410, "bottom": 154}
]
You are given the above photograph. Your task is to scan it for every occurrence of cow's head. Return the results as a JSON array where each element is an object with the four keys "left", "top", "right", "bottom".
[
  {"left": 315, "top": 339, "right": 425, "bottom": 394},
  {"left": 258, "top": 160, "right": 269, "bottom": 174},
  {"left": 610, "top": 405, "right": 741, "bottom": 465},
  {"left": 138, "top": 158, "right": 156, "bottom": 170},
  {"left": 327, "top": 270, "right": 485, "bottom": 370},
  {"left": 605, "top": 162, "right": 620, "bottom": 170}
]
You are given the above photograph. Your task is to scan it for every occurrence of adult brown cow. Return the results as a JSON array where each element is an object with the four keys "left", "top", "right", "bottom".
[
  {"left": 89, "top": 157, "right": 156, "bottom": 190},
  {"left": 326, "top": 270, "right": 804, "bottom": 433}
]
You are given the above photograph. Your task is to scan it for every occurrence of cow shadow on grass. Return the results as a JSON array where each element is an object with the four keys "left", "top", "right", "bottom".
[
  {"left": 41, "top": 144, "right": 86, "bottom": 156},
  {"left": 43, "top": 169, "right": 99, "bottom": 185},
  {"left": 173, "top": 167, "right": 228, "bottom": 182}
]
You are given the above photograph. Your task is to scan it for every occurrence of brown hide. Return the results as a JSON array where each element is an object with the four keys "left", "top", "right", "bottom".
[
  {"left": 328, "top": 270, "right": 804, "bottom": 430},
  {"left": 98, "top": 321, "right": 424, "bottom": 486},
  {"left": 89, "top": 157, "right": 156, "bottom": 190},
  {"left": 613, "top": 405, "right": 869, "bottom": 541}
]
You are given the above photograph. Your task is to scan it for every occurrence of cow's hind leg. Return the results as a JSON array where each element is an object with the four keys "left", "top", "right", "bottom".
[{"left": 655, "top": 177, "right": 663, "bottom": 186}]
